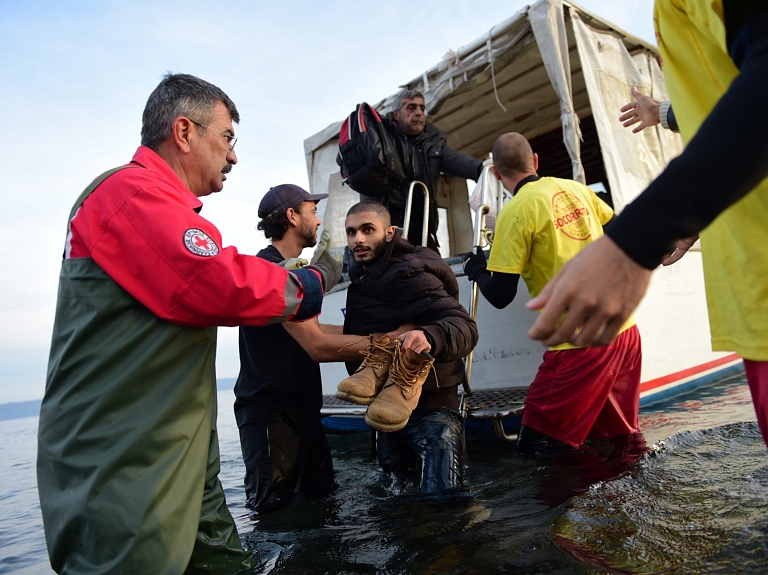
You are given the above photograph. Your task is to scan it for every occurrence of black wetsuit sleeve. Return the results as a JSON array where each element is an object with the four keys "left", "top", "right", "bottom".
[
  {"left": 606, "top": 3, "right": 768, "bottom": 269},
  {"left": 666, "top": 105, "right": 679, "bottom": 132},
  {"left": 475, "top": 270, "right": 520, "bottom": 309}
]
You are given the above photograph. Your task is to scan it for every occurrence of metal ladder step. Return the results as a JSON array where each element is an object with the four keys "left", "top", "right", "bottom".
[{"left": 321, "top": 386, "right": 527, "bottom": 420}]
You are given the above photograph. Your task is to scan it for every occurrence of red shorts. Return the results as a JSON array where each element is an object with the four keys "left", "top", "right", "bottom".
[
  {"left": 522, "top": 325, "right": 642, "bottom": 447},
  {"left": 744, "top": 359, "right": 768, "bottom": 448}
]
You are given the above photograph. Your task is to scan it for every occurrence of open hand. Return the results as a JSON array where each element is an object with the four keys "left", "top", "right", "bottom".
[
  {"left": 619, "top": 87, "right": 661, "bottom": 133},
  {"left": 526, "top": 236, "right": 652, "bottom": 347}
]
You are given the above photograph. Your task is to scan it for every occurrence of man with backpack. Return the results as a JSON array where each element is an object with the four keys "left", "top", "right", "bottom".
[{"left": 340, "top": 90, "right": 483, "bottom": 252}]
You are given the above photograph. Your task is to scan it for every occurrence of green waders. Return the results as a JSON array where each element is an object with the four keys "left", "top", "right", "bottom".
[{"left": 37, "top": 168, "right": 253, "bottom": 574}]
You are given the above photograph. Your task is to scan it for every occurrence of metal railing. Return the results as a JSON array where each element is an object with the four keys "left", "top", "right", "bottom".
[
  {"left": 463, "top": 159, "right": 503, "bottom": 398},
  {"left": 401, "top": 180, "right": 430, "bottom": 247}
]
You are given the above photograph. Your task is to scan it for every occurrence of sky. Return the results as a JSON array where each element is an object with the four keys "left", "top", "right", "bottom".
[{"left": 0, "top": 0, "right": 656, "bottom": 403}]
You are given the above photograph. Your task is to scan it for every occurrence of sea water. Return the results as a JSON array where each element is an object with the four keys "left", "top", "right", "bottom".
[{"left": 1, "top": 374, "right": 762, "bottom": 574}]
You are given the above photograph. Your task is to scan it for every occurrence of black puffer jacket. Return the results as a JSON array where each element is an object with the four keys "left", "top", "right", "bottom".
[
  {"left": 362, "top": 116, "right": 482, "bottom": 246},
  {"left": 343, "top": 231, "right": 479, "bottom": 412}
]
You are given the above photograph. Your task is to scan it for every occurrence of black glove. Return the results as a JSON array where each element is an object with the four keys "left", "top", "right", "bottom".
[{"left": 463, "top": 246, "right": 488, "bottom": 282}]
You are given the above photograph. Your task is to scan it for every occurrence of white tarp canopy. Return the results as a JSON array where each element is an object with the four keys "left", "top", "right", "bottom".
[{"left": 304, "top": 0, "right": 683, "bottom": 255}]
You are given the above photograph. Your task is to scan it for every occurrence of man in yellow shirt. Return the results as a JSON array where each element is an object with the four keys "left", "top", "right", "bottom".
[
  {"left": 524, "top": 1, "right": 768, "bottom": 448},
  {"left": 463, "top": 133, "right": 642, "bottom": 453}
]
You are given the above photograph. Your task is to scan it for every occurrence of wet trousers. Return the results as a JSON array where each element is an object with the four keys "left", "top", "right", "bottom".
[
  {"left": 744, "top": 359, "right": 768, "bottom": 448},
  {"left": 39, "top": 256, "right": 252, "bottom": 575},
  {"left": 238, "top": 408, "right": 334, "bottom": 512},
  {"left": 376, "top": 409, "right": 463, "bottom": 492},
  {"left": 522, "top": 326, "right": 642, "bottom": 448}
]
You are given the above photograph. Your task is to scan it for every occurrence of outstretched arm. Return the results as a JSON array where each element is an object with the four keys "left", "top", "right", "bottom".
[
  {"left": 283, "top": 319, "right": 414, "bottom": 362},
  {"left": 441, "top": 145, "right": 484, "bottom": 181},
  {"left": 528, "top": 4, "right": 768, "bottom": 347},
  {"left": 620, "top": 86, "right": 679, "bottom": 133}
]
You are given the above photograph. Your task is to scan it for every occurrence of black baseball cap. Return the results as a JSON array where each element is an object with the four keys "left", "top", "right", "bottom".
[{"left": 258, "top": 184, "right": 329, "bottom": 218}]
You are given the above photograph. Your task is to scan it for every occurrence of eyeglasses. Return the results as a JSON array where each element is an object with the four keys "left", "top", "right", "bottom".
[{"left": 189, "top": 119, "right": 237, "bottom": 151}]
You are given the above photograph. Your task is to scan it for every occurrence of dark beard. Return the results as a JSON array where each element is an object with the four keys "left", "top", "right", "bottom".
[
  {"left": 359, "top": 237, "right": 388, "bottom": 267},
  {"left": 370, "top": 237, "right": 387, "bottom": 262},
  {"left": 300, "top": 225, "right": 317, "bottom": 249}
]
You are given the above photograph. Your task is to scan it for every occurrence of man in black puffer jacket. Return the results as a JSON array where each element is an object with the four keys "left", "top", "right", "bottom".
[
  {"left": 343, "top": 201, "right": 478, "bottom": 492},
  {"left": 360, "top": 89, "right": 483, "bottom": 251}
]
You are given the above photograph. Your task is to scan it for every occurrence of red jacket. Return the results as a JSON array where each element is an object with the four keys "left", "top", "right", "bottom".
[{"left": 66, "top": 146, "right": 321, "bottom": 327}]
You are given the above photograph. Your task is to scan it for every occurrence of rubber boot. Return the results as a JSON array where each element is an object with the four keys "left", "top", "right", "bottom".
[
  {"left": 365, "top": 340, "right": 435, "bottom": 432},
  {"left": 516, "top": 424, "right": 573, "bottom": 458},
  {"left": 336, "top": 334, "right": 395, "bottom": 405}
]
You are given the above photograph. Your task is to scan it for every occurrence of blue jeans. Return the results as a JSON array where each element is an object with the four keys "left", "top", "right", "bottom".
[{"left": 376, "top": 409, "right": 464, "bottom": 493}]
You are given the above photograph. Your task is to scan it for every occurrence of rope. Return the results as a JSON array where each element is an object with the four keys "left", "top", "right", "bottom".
[{"left": 487, "top": 33, "right": 508, "bottom": 113}]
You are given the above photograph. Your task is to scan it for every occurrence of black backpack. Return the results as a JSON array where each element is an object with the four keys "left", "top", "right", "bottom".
[{"left": 336, "top": 103, "right": 406, "bottom": 197}]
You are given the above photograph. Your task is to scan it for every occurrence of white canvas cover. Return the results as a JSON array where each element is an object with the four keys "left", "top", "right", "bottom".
[
  {"left": 303, "top": 0, "right": 683, "bottom": 252},
  {"left": 529, "top": 0, "right": 586, "bottom": 183},
  {"left": 569, "top": 7, "right": 684, "bottom": 212}
]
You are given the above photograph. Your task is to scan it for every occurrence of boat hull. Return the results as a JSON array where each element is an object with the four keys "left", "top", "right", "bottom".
[{"left": 319, "top": 250, "right": 743, "bottom": 430}]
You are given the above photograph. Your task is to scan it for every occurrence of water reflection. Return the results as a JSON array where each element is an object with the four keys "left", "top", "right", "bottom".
[
  {"left": 227, "top": 375, "right": 758, "bottom": 574},
  {"left": 525, "top": 433, "right": 649, "bottom": 508},
  {"left": 0, "top": 375, "right": 758, "bottom": 574},
  {"left": 236, "top": 431, "right": 650, "bottom": 574},
  {"left": 554, "top": 422, "right": 768, "bottom": 574}
]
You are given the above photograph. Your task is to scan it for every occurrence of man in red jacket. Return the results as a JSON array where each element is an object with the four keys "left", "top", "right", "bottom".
[{"left": 37, "top": 73, "right": 340, "bottom": 575}]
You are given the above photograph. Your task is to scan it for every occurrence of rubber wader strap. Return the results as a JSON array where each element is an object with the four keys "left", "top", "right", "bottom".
[{"left": 65, "top": 164, "right": 139, "bottom": 239}]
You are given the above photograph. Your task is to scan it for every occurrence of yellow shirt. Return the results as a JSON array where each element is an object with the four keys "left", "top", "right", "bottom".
[
  {"left": 487, "top": 176, "right": 633, "bottom": 350},
  {"left": 656, "top": 0, "right": 768, "bottom": 360}
]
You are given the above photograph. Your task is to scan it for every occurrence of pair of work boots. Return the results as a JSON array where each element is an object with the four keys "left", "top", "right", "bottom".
[{"left": 336, "top": 334, "right": 435, "bottom": 432}]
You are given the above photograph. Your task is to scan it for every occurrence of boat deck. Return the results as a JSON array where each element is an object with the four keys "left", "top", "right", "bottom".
[
  {"left": 321, "top": 386, "right": 528, "bottom": 441},
  {"left": 321, "top": 386, "right": 527, "bottom": 419}
]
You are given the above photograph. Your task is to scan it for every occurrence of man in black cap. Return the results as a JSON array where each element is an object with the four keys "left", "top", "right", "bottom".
[
  {"left": 234, "top": 183, "right": 336, "bottom": 512},
  {"left": 237, "top": 185, "right": 432, "bottom": 511}
]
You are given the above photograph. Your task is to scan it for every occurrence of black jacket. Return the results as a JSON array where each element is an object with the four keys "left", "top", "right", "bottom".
[
  {"left": 234, "top": 246, "right": 322, "bottom": 429},
  {"left": 343, "top": 232, "right": 479, "bottom": 412},
  {"left": 363, "top": 116, "right": 482, "bottom": 246}
]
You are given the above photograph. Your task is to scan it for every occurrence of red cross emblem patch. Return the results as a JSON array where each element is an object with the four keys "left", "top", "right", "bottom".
[{"left": 184, "top": 228, "right": 219, "bottom": 257}]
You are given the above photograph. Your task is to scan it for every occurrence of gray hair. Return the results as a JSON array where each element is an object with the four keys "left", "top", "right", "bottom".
[
  {"left": 140, "top": 73, "right": 240, "bottom": 150},
  {"left": 393, "top": 89, "right": 424, "bottom": 114}
]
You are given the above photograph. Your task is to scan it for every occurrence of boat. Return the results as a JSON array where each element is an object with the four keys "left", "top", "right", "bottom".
[{"left": 302, "top": 0, "right": 745, "bottom": 436}]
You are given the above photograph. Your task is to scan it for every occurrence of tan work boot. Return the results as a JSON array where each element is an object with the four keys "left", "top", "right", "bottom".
[
  {"left": 336, "top": 333, "right": 395, "bottom": 405},
  {"left": 365, "top": 340, "right": 435, "bottom": 432}
]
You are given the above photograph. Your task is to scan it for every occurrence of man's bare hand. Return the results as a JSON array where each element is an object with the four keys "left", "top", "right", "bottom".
[
  {"left": 526, "top": 236, "right": 652, "bottom": 347},
  {"left": 619, "top": 86, "right": 661, "bottom": 133},
  {"left": 399, "top": 330, "right": 431, "bottom": 354},
  {"left": 387, "top": 322, "right": 417, "bottom": 341},
  {"left": 661, "top": 236, "right": 698, "bottom": 266}
]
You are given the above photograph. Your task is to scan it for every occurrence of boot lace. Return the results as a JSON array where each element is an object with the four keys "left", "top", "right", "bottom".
[
  {"left": 359, "top": 337, "right": 395, "bottom": 371},
  {"left": 338, "top": 335, "right": 395, "bottom": 372},
  {"left": 387, "top": 339, "right": 438, "bottom": 392}
]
